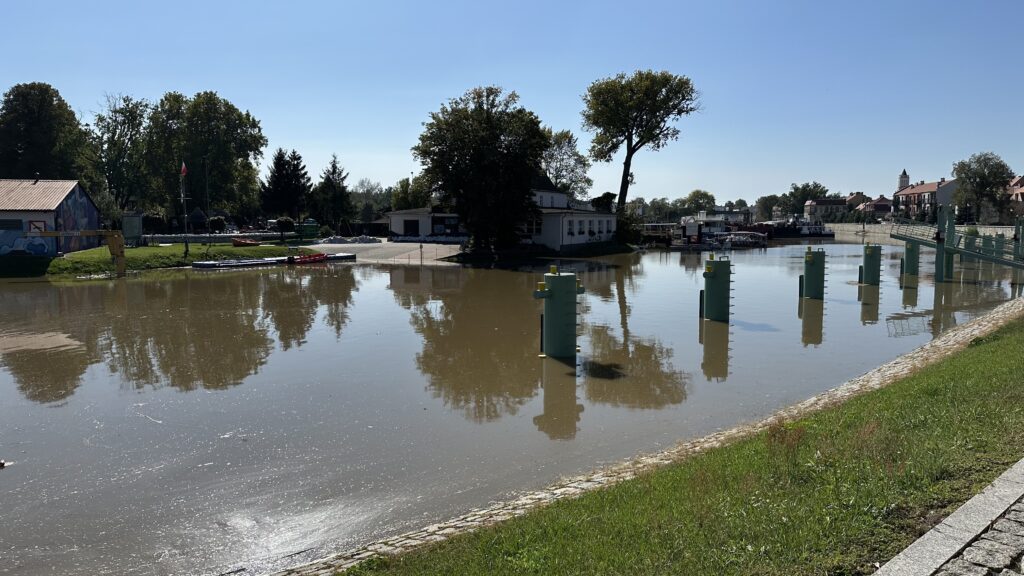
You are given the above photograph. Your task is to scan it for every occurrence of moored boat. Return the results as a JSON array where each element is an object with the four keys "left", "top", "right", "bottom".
[{"left": 231, "top": 237, "right": 261, "bottom": 247}]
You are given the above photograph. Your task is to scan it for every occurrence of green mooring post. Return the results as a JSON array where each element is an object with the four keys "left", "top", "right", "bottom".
[
  {"left": 981, "top": 235, "right": 994, "bottom": 256},
  {"left": 533, "top": 265, "right": 585, "bottom": 358},
  {"left": 1015, "top": 218, "right": 1023, "bottom": 260},
  {"left": 934, "top": 206, "right": 955, "bottom": 282},
  {"left": 995, "top": 234, "right": 1006, "bottom": 258},
  {"left": 801, "top": 246, "right": 826, "bottom": 300},
  {"left": 861, "top": 244, "right": 881, "bottom": 286},
  {"left": 963, "top": 235, "right": 977, "bottom": 262},
  {"left": 701, "top": 254, "right": 731, "bottom": 323},
  {"left": 902, "top": 242, "right": 919, "bottom": 276}
]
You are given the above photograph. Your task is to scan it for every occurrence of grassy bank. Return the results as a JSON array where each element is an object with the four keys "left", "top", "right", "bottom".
[
  {"left": 1, "top": 243, "right": 314, "bottom": 277},
  {"left": 349, "top": 318, "right": 1024, "bottom": 575}
]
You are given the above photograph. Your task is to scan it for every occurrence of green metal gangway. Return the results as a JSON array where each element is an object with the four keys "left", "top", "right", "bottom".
[{"left": 889, "top": 207, "right": 1024, "bottom": 282}]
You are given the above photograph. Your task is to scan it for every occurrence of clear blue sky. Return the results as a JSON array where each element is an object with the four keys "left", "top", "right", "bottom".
[{"left": 2, "top": 0, "right": 1021, "bottom": 203}]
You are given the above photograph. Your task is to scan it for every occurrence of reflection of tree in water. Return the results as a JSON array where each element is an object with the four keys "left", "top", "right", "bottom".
[
  {"left": 96, "top": 272, "right": 273, "bottom": 391},
  {"left": 305, "top": 266, "right": 359, "bottom": 338},
  {"left": 4, "top": 348, "right": 91, "bottom": 404},
  {"left": 261, "top": 269, "right": 319, "bottom": 350},
  {"left": 3, "top": 267, "right": 362, "bottom": 402},
  {"left": 582, "top": 324, "right": 688, "bottom": 409},
  {"left": 405, "top": 268, "right": 541, "bottom": 423},
  {"left": 579, "top": 252, "right": 687, "bottom": 408}
]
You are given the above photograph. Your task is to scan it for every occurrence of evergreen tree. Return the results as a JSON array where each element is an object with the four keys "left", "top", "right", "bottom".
[
  {"left": 261, "top": 148, "right": 311, "bottom": 219},
  {"left": 309, "top": 154, "right": 352, "bottom": 230}
]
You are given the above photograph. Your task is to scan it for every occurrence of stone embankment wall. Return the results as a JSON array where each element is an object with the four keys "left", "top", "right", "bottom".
[
  {"left": 829, "top": 223, "right": 1016, "bottom": 246},
  {"left": 276, "top": 297, "right": 1024, "bottom": 576}
]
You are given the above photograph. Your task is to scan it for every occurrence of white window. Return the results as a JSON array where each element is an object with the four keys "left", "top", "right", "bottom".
[
  {"left": 578, "top": 220, "right": 584, "bottom": 234},
  {"left": 598, "top": 220, "right": 604, "bottom": 233}
]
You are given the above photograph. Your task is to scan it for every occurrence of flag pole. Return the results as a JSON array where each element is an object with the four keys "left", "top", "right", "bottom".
[{"left": 180, "top": 162, "right": 190, "bottom": 259}]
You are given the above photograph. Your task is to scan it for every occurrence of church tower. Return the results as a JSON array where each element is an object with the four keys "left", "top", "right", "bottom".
[{"left": 898, "top": 169, "right": 910, "bottom": 191}]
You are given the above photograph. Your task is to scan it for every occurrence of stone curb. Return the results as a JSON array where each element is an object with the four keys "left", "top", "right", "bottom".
[
  {"left": 274, "top": 296, "right": 1024, "bottom": 576},
  {"left": 875, "top": 459, "right": 1024, "bottom": 576}
]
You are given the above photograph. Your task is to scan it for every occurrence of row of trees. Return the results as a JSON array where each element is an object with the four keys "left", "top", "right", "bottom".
[
  {"left": 626, "top": 190, "right": 748, "bottom": 222},
  {"left": 1, "top": 69, "right": 704, "bottom": 245},
  {"left": 0, "top": 83, "right": 432, "bottom": 232},
  {"left": 413, "top": 71, "right": 700, "bottom": 249}
]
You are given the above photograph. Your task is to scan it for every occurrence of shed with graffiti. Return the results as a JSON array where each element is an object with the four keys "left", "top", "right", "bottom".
[{"left": 0, "top": 179, "right": 100, "bottom": 256}]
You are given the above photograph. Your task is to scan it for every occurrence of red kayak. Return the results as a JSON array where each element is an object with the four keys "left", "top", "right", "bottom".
[{"left": 287, "top": 253, "right": 328, "bottom": 265}]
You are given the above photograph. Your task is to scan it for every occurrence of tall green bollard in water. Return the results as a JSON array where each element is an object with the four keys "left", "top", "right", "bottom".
[
  {"left": 1015, "top": 218, "right": 1024, "bottom": 261},
  {"left": 801, "top": 247, "right": 826, "bottom": 300},
  {"left": 533, "top": 265, "right": 584, "bottom": 358},
  {"left": 860, "top": 244, "right": 881, "bottom": 286},
  {"left": 902, "top": 242, "right": 919, "bottom": 276},
  {"left": 981, "top": 235, "right": 994, "bottom": 256},
  {"left": 994, "top": 234, "right": 1006, "bottom": 258},
  {"left": 963, "top": 235, "right": 977, "bottom": 262},
  {"left": 934, "top": 206, "right": 955, "bottom": 282},
  {"left": 701, "top": 254, "right": 731, "bottom": 323}
]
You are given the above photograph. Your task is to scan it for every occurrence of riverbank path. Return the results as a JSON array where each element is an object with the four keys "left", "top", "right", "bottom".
[{"left": 309, "top": 240, "right": 461, "bottom": 265}]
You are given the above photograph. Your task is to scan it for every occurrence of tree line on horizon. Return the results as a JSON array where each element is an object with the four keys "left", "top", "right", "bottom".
[{"left": 0, "top": 71, "right": 703, "bottom": 248}]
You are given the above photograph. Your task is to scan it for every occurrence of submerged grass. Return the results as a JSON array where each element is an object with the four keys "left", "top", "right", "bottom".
[
  {"left": 348, "top": 318, "right": 1024, "bottom": 575},
  {"left": 0, "top": 243, "right": 314, "bottom": 277}
]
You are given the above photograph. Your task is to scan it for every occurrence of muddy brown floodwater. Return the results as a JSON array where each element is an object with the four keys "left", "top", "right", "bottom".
[{"left": 1, "top": 244, "right": 1020, "bottom": 575}]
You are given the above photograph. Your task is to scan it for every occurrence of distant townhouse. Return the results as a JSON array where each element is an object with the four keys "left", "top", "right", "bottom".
[
  {"left": 1009, "top": 175, "right": 1024, "bottom": 203},
  {"left": 855, "top": 195, "right": 893, "bottom": 219},
  {"left": 892, "top": 169, "right": 957, "bottom": 218},
  {"left": 803, "top": 198, "right": 847, "bottom": 221}
]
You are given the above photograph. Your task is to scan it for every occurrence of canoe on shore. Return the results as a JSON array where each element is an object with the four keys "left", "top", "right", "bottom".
[
  {"left": 231, "top": 237, "right": 261, "bottom": 247},
  {"left": 192, "top": 252, "right": 355, "bottom": 269}
]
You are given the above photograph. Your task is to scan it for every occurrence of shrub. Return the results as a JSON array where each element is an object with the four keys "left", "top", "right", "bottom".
[
  {"left": 276, "top": 217, "right": 295, "bottom": 233},
  {"left": 208, "top": 216, "right": 226, "bottom": 233},
  {"left": 318, "top": 224, "right": 334, "bottom": 238},
  {"left": 965, "top": 226, "right": 980, "bottom": 237}
]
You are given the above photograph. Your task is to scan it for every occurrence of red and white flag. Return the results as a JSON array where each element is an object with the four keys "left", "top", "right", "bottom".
[{"left": 180, "top": 162, "right": 188, "bottom": 177}]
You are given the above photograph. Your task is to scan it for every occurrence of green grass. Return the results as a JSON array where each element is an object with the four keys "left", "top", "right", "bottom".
[
  {"left": 348, "top": 319, "right": 1024, "bottom": 575},
  {"left": 0, "top": 243, "right": 314, "bottom": 277}
]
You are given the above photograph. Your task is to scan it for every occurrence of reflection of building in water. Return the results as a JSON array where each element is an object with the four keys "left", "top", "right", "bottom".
[
  {"left": 699, "top": 319, "right": 729, "bottom": 381},
  {"left": 388, "top": 266, "right": 465, "bottom": 294},
  {"left": 678, "top": 252, "right": 703, "bottom": 273},
  {"left": 533, "top": 357, "right": 583, "bottom": 440},
  {"left": 900, "top": 275, "right": 919, "bottom": 308},
  {"left": 858, "top": 285, "right": 880, "bottom": 325},
  {"left": 798, "top": 298, "right": 824, "bottom": 347}
]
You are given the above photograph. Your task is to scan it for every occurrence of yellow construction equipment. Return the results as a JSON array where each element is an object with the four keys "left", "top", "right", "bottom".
[{"left": 25, "top": 230, "right": 126, "bottom": 277}]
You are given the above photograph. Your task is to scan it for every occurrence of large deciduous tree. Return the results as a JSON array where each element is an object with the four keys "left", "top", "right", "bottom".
[
  {"left": 143, "top": 91, "right": 266, "bottom": 217},
  {"left": 754, "top": 194, "right": 780, "bottom": 221},
  {"left": 952, "top": 152, "right": 1015, "bottom": 224},
  {"left": 412, "top": 86, "right": 550, "bottom": 250},
  {"left": 541, "top": 128, "right": 592, "bottom": 200},
  {"left": 684, "top": 189, "right": 716, "bottom": 214},
  {"left": 94, "top": 94, "right": 151, "bottom": 211},
  {"left": 261, "top": 148, "right": 311, "bottom": 219},
  {"left": 0, "top": 82, "right": 94, "bottom": 181},
  {"left": 778, "top": 182, "right": 829, "bottom": 218},
  {"left": 390, "top": 174, "right": 434, "bottom": 211},
  {"left": 581, "top": 70, "right": 699, "bottom": 211}
]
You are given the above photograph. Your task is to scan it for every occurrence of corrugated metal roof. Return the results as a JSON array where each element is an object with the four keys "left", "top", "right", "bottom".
[{"left": 0, "top": 180, "right": 79, "bottom": 211}]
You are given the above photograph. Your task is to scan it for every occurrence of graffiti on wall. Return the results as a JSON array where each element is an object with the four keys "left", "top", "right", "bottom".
[
  {"left": 56, "top": 186, "right": 100, "bottom": 253},
  {"left": 0, "top": 186, "right": 99, "bottom": 256}
]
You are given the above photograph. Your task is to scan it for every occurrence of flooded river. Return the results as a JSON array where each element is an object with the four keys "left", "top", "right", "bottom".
[{"left": 1, "top": 243, "right": 1020, "bottom": 575}]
